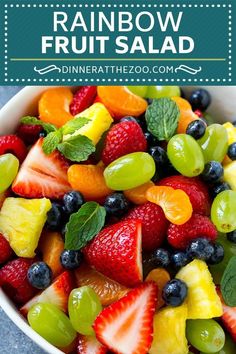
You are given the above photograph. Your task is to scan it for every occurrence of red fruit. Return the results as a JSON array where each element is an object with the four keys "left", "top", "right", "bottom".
[
  {"left": 93, "top": 282, "right": 157, "bottom": 354},
  {"left": 0, "top": 233, "right": 13, "bottom": 264},
  {"left": 77, "top": 335, "right": 107, "bottom": 354},
  {"left": 194, "top": 109, "right": 203, "bottom": 118},
  {"left": 17, "top": 124, "right": 43, "bottom": 145},
  {"left": 159, "top": 175, "right": 211, "bottom": 215},
  {"left": 0, "top": 135, "right": 28, "bottom": 163},
  {"left": 20, "top": 271, "right": 73, "bottom": 316},
  {"left": 0, "top": 258, "right": 36, "bottom": 304},
  {"left": 12, "top": 138, "right": 71, "bottom": 199},
  {"left": 217, "top": 288, "right": 236, "bottom": 342},
  {"left": 93, "top": 96, "right": 103, "bottom": 104},
  {"left": 167, "top": 213, "right": 217, "bottom": 250},
  {"left": 124, "top": 202, "right": 169, "bottom": 251},
  {"left": 70, "top": 86, "right": 97, "bottom": 115},
  {"left": 102, "top": 121, "right": 147, "bottom": 166},
  {"left": 84, "top": 219, "right": 143, "bottom": 287}
]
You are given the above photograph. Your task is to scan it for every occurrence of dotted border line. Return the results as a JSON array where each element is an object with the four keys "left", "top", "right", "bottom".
[{"left": 3, "top": 2, "right": 232, "bottom": 84}]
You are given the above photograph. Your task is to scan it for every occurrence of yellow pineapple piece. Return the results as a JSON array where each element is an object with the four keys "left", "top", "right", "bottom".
[
  {"left": 176, "top": 259, "right": 223, "bottom": 319},
  {"left": 0, "top": 197, "right": 51, "bottom": 258},
  {"left": 223, "top": 122, "right": 236, "bottom": 145},
  {"left": 223, "top": 161, "right": 236, "bottom": 190},
  {"left": 63, "top": 102, "right": 113, "bottom": 145},
  {"left": 149, "top": 304, "right": 188, "bottom": 354}
]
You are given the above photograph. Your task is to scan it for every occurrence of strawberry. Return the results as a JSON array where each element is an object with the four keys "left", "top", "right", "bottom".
[
  {"left": 84, "top": 219, "right": 143, "bottom": 287},
  {"left": 70, "top": 86, "right": 97, "bottom": 116},
  {"left": 101, "top": 121, "right": 147, "bottom": 166},
  {"left": 93, "top": 282, "right": 157, "bottom": 354},
  {"left": 217, "top": 288, "right": 236, "bottom": 342},
  {"left": 0, "top": 258, "right": 36, "bottom": 304},
  {"left": 20, "top": 271, "right": 73, "bottom": 316},
  {"left": 167, "top": 213, "right": 217, "bottom": 250},
  {"left": 159, "top": 175, "right": 211, "bottom": 215},
  {"left": 0, "top": 233, "right": 13, "bottom": 264},
  {"left": 0, "top": 135, "right": 28, "bottom": 163},
  {"left": 17, "top": 124, "right": 43, "bottom": 145},
  {"left": 12, "top": 138, "right": 71, "bottom": 199},
  {"left": 77, "top": 335, "right": 107, "bottom": 354},
  {"left": 124, "top": 202, "right": 169, "bottom": 251}
]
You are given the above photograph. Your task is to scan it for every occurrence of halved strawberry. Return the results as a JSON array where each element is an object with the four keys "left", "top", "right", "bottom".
[
  {"left": 77, "top": 335, "right": 107, "bottom": 354},
  {"left": 93, "top": 282, "right": 157, "bottom": 354},
  {"left": 12, "top": 138, "right": 71, "bottom": 199},
  {"left": 217, "top": 288, "right": 236, "bottom": 342},
  {"left": 20, "top": 271, "right": 73, "bottom": 316},
  {"left": 83, "top": 219, "right": 143, "bottom": 287}
]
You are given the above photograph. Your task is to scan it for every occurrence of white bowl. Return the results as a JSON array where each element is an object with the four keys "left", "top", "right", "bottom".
[{"left": 0, "top": 86, "right": 236, "bottom": 354}]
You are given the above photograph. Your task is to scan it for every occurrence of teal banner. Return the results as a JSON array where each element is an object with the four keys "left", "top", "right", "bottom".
[{"left": 0, "top": 0, "right": 235, "bottom": 85}]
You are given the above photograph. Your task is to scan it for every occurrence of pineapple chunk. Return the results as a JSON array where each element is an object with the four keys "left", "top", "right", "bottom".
[
  {"left": 176, "top": 259, "right": 223, "bottom": 319},
  {"left": 0, "top": 197, "right": 51, "bottom": 258},
  {"left": 149, "top": 304, "right": 188, "bottom": 354},
  {"left": 223, "top": 161, "right": 236, "bottom": 190},
  {"left": 223, "top": 122, "right": 236, "bottom": 145},
  {"left": 63, "top": 102, "right": 113, "bottom": 145}
]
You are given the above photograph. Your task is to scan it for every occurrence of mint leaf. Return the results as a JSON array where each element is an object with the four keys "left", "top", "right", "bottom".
[
  {"left": 62, "top": 117, "right": 90, "bottom": 135},
  {"left": 221, "top": 256, "right": 236, "bottom": 306},
  {"left": 57, "top": 135, "right": 95, "bottom": 162},
  {"left": 20, "top": 116, "right": 57, "bottom": 133},
  {"left": 42, "top": 130, "right": 63, "bottom": 155},
  {"left": 145, "top": 98, "right": 180, "bottom": 141},
  {"left": 65, "top": 202, "right": 106, "bottom": 250}
]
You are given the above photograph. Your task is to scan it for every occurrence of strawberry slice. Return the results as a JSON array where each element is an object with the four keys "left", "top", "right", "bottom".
[
  {"left": 12, "top": 138, "right": 71, "bottom": 199},
  {"left": 20, "top": 271, "right": 73, "bottom": 316},
  {"left": 83, "top": 219, "right": 143, "bottom": 287},
  {"left": 217, "top": 288, "right": 236, "bottom": 342},
  {"left": 77, "top": 335, "right": 107, "bottom": 354},
  {"left": 93, "top": 282, "right": 157, "bottom": 354}
]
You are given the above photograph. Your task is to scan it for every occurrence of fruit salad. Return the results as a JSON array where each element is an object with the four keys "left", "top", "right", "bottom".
[{"left": 0, "top": 85, "right": 236, "bottom": 354}]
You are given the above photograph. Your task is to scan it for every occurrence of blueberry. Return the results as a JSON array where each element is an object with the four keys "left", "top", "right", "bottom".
[
  {"left": 104, "top": 193, "right": 130, "bottom": 217},
  {"left": 120, "top": 116, "right": 138, "bottom": 123},
  {"left": 39, "top": 130, "right": 47, "bottom": 138},
  {"left": 146, "top": 98, "right": 153, "bottom": 105},
  {"left": 63, "top": 191, "right": 84, "bottom": 215},
  {"left": 162, "top": 279, "right": 188, "bottom": 307},
  {"left": 149, "top": 146, "right": 169, "bottom": 167},
  {"left": 187, "top": 238, "right": 215, "bottom": 261},
  {"left": 171, "top": 251, "right": 189, "bottom": 268},
  {"left": 208, "top": 243, "right": 224, "bottom": 265},
  {"left": 189, "top": 89, "right": 211, "bottom": 111},
  {"left": 201, "top": 161, "right": 223, "bottom": 183},
  {"left": 27, "top": 262, "right": 52, "bottom": 289},
  {"left": 60, "top": 250, "right": 83, "bottom": 270},
  {"left": 144, "top": 132, "right": 158, "bottom": 148},
  {"left": 227, "top": 230, "right": 236, "bottom": 243},
  {"left": 211, "top": 182, "right": 231, "bottom": 198},
  {"left": 150, "top": 248, "right": 171, "bottom": 268},
  {"left": 186, "top": 119, "right": 206, "bottom": 140},
  {"left": 228, "top": 142, "right": 236, "bottom": 160},
  {"left": 46, "top": 202, "right": 63, "bottom": 231},
  {"left": 232, "top": 120, "right": 236, "bottom": 128}
]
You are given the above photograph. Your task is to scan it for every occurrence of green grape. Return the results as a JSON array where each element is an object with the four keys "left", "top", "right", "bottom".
[
  {"left": 68, "top": 286, "right": 102, "bottom": 335},
  {"left": 200, "top": 334, "right": 236, "bottom": 354},
  {"left": 127, "top": 86, "right": 148, "bottom": 98},
  {"left": 211, "top": 190, "right": 236, "bottom": 233},
  {"left": 104, "top": 152, "right": 156, "bottom": 190},
  {"left": 186, "top": 319, "right": 225, "bottom": 353},
  {"left": 0, "top": 153, "right": 19, "bottom": 193},
  {"left": 167, "top": 134, "right": 204, "bottom": 177},
  {"left": 210, "top": 233, "right": 236, "bottom": 284},
  {"left": 145, "top": 86, "right": 180, "bottom": 99},
  {"left": 28, "top": 303, "right": 76, "bottom": 347},
  {"left": 198, "top": 124, "right": 228, "bottom": 163}
]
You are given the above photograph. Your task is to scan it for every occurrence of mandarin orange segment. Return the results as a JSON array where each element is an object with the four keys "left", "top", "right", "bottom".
[
  {"left": 124, "top": 181, "right": 155, "bottom": 205},
  {"left": 75, "top": 264, "right": 129, "bottom": 306},
  {"left": 146, "top": 186, "right": 193, "bottom": 225},
  {"left": 39, "top": 87, "right": 74, "bottom": 127},
  {"left": 39, "top": 231, "right": 64, "bottom": 277},
  {"left": 172, "top": 96, "right": 199, "bottom": 134},
  {"left": 97, "top": 86, "right": 148, "bottom": 118},
  {"left": 145, "top": 268, "right": 171, "bottom": 310},
  {"left": 67, "top": 163, "right": 113, "bottom": 201}
]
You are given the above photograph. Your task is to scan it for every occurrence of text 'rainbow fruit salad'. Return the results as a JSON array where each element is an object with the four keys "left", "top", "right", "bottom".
[{"left": 0, "top": 85, "right": 236, "bottom": 354}]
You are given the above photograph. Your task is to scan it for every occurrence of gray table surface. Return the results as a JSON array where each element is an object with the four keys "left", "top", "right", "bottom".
[{"left": 0, "top": 86, "right": 46, "bottom": 353}]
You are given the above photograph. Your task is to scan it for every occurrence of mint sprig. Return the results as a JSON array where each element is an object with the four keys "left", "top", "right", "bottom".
[
  {"left": 42, "top": 130, "right": 63, "bottom": 155},
  {"left": 221, "top": 256, "right": 236, "bottom": 306},
  {"left": 145, "top": 98, "right": 180, "bottom": 141},
  {"left": 20, "top": 116, "right": 57, "bottom": 134},
  {"left": 65, "top": 202, "right": 106, "bottom": 250},
  {"left": 62, "top": 117, "right": 90, "bottom": 135},
  {"left": 57, "top": 135, "right": 95, "bottom": 162}
]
